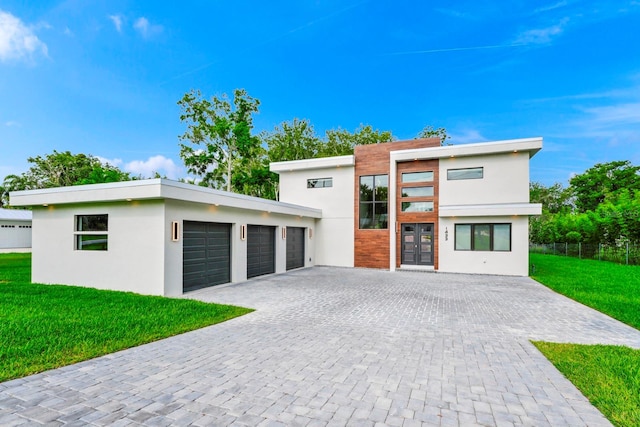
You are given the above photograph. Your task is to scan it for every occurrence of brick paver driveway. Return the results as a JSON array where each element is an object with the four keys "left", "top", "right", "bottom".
[{"left": 2, "top": 268, "right": 640, "bottom": 426}]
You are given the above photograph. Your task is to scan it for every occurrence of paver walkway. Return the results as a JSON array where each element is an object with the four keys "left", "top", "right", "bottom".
[{"left": 2, "top": 268, "right": 640, "bottom": 426}]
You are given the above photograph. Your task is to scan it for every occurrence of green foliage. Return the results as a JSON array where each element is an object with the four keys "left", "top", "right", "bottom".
[
  {"left": 529, "top": 181, "right": 572, "bottom": 214},
  {"left": 570, "top": 160, "right": 640, "bottom": 213},
  {"left": 178, "top": 89, "right": 261, "bottom": 192},
  {"left": 0, "top": 253, "right": 252, "bottom": 382},
  {"left": 265, "top": 118, "right": 323, "bottom": 162},
  {"left": 416, "top": 125, "right": 450, "bottom": 145},
  {"left": 533, "top": 342, "right": 640, "bottom": 427},
  {"left": 1, "top": 151, "right": 131, "bottom": 206},
  {"left": 322, "top": 124, "right": 394, "bottom": 156}
]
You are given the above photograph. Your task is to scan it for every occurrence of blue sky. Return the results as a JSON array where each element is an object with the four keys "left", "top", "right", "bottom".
[{"left": 1, "top": 1, "right": 639, "bottom": 186}]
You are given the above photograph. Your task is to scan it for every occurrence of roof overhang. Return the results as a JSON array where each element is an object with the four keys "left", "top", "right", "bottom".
[
  {"left": 439, "top": 203, "right": 543, "bottom": 217},
  {"left": 9, "top": 179, "right": 323, "bottom": 219},
  {"left": 270, "top": 155, "right": 354, "bottom": 173},
  {"left": 391, "top": 137, "right": 543, "bottom": 163}
]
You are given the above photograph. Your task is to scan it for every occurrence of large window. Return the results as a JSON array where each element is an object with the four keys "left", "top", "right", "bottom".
[
  {"left": 359, "top": 174, "right": 388, "bottom": 229},
  {"left": 455, "top": 223, "right": 511, "bottom": 251},
  {"left": 75, "top": 214, "right": 108, "bottom": 251},
  {"left": 307, "top": 177, "right": 332, "bottom": 188},
  {"left": 447, "top": 167, "right": 483, "bottom": 180}
]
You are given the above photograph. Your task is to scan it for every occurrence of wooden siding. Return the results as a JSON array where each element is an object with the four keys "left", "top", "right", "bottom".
[{"left": 354, "top": 138, "right": 440, "bottom": 269}]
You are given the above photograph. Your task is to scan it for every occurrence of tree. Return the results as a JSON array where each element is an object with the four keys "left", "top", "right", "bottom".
[
  {"left": 569, "top": 160, "right": 640, "bottom": 213},
  {"left": 529, "top": 182, "right": 572, "bottom": 214},
  {"left": 321, "top": 124, "right": 394, "bottom": 157},
  {"left": 2, "top": 151, "right": 131, "bottom": 197},
  {"left": 178, "top": 89, "right": 261, "bottom": 192},
  {"left": 264, "top": 118, "right": 322, "bottom": 162},
  {"left": 417, "top": 126, "right": 450, "bottom": 146}
]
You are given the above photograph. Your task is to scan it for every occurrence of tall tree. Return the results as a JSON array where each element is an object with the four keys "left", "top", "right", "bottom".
[
  {"left": 569, "top": 160, "right": 640, "bottom": 213},
  {"left": 321, "top": 124, "right": 394, "bottom": 157},
  {"left": 529, "top": 182, "right": 572, "bottom": 214},
  {"left": 178, "top": 89, "right": 260, "bottom": 192},
  {"left": 417, "top": 126, "right": 450, "bottom": 145},
  {"left": 264, "top": 118, "right": 322, "bottom": 162},
  {"left": 2, "top": 151, "right": 131, "bottom": 196}
]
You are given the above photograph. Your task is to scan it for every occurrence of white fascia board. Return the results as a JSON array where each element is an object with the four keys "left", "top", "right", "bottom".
[
  {"left": 10, "top": 179, "right": 322, "bottom": 219},
  {"left": 270, "top": 155, "right": 355, "bottom": 173},
  {"left": 390, "top": 137, "right": 543, "bottom": 162},
  {"left": 439, "top": 203, "right": 542, "bottom": 217}
]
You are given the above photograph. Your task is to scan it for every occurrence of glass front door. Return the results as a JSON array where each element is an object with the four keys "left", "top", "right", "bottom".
[{"left": 401, "top": 223, "right": 434, "bottom": 266}]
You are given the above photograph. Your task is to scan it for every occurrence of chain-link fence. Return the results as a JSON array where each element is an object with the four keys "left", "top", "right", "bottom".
[{"left": 530, "top": 242, "right": 640, "bottom": 265}]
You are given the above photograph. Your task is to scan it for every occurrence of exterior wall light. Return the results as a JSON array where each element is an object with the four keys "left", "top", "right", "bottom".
[
  {"left": 171, "top": 221, "right": 180, "bottom": 242},
  {"left": 240, "top": 224, "right": 247, "bottom": 241},
  {"left": 445, "top": 227, "right": 449, "bottom": 241}
]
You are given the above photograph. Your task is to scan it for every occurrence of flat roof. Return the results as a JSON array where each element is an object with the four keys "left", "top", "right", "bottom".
[
  {"left": 0, "top": 208, "right": 32, "bottom": 221},
  {"left": 9, "top": 179, "right": 322, "bottom": 219},
  {"left": 270, "top": 155, "right": 354, "bottom": 173}
]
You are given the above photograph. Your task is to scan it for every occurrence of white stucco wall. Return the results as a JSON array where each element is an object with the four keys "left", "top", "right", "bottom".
[
  {"left": 31, "top": 201, "right": 167, "bottom": 295},
  {"left": 277, "top": 166, "right": 355, "bottom": 267},
  {"left": 163, "top": 200, "right": 316, "bottom": 296},
  {"left": 439, "top": 152, "right": 530, "bottom": 206},
  {"left": 438, "top": 216, "right": 530, "bottom": 276},
  {"left": 0, "top": 220, "right": 32, "bottom": 250}
]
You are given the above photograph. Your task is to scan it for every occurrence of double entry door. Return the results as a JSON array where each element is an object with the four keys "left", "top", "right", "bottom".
[{"left": 401, "top": 223, "right": 434, "bottom": 266}]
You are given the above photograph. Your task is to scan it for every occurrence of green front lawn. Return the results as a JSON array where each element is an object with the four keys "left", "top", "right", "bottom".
[
  {"left": 530, "top": 253, "right": 640, "bottom": 427},
  {"left": 533, "top": 342, "right": 640, "bottom": 427},
  {"left": 0, "top": 253, "right": 252, "bottom": 383}
]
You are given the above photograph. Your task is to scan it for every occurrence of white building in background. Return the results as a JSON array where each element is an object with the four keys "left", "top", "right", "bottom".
[
  {"left": 10, "top": 137, "right": 542, "bottom": 296},
  {"left": 0, "top": 208, "right": 32, "bottom": 252}
]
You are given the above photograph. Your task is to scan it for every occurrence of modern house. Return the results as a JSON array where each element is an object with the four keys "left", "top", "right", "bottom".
[
  {"left": 10, "top": 137, "right": 542, "bottom": 296},
  {"left": 0, "top": 208, "right": 32, "bottom": 252}
]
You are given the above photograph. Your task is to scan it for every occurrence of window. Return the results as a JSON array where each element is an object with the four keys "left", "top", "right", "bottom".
[
  {"left": 447, "top": 167, "right": 483, "bottom": 180},
  {"left": 402, "top": 171, "right": 433, "bottom": 183},
  {"left": 401, "top": 186, "right": 434, "bottom": 197},
  {"left": 359, "top": 174, "right": 388, "bottom": 229},
  {"left": 307, "top": 178, "right": 332, "bottom": 188},
  {"left": 75, "top": 214, "right": 108, "bottom": 251},
  {"left": 455, "top": 223, "right": 511, "bottom": 251},
  {"left": 401, "top": 201, "right": 434, "bottom": 212}
]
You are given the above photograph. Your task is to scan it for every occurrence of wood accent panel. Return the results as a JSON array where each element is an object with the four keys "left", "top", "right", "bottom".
[
  {"left": 354, "top": 138, "right": 440, "bottom": 269},
  {"left": 396, "top": 159, "right": 439, "bottom": 269}
]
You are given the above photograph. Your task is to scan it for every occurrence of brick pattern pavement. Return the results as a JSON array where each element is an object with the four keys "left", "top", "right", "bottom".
[{"left": 2, "top": 267, "right": 639, "bottom": 426}]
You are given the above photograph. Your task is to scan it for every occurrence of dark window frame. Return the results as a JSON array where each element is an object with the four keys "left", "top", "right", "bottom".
[
  {"left": 359, "top": 174, "right": 388, "bottom": 229},
  {"left": 447, "top": 167, "right": 484, "bottom": 180},
  {"left": 307, "top": 177, "right": 333, "bottom": 188},
  {"left": 75, "top": 214, "right": 109, "bottom": 251},
  {"left": 454, "top": 223, "right": 511, "bottom": 252}
]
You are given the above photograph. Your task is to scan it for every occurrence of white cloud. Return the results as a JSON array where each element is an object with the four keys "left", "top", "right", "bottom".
[
  {"left": 4, "top": 120, "right": 20, "bottom": 127},
  {"left": 108, "top": 14, "right": 123, "bottom": 33},
  {"left": 533, "top": 1, "right": 569, "bottom": 14},
  {"left": 133, "top": 17, "right": 163, "bottom": 39},
  {"left": 96, "top": 156, "right": 123, "bottom": 167},
  {"left": 514, "top": 18, "right": 568, "bottom": 45},
  {"left": 63, "top": 27, "right": 73, "bottom": 37},
  {"left": 581, "top": 103, "right": 640, "bottom": 127},
  {"left": 0, "top": 10, "right": 48, "bottom": 62},
  {"left": 448, "top": 129, "right": 488, "bottom": 144},
  {"left": 125, "top": 155, "right": 181, "bottom": 179}
]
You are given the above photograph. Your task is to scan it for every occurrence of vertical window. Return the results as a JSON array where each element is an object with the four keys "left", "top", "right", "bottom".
[
  {"left": 359, "top": 174, "right": 388, "bottom": 229},
  {"left": 75, "top": 215, "right": 108, "bottom": 251},
  {"left": 454, "top": 223, "right": 511, "bottom": 251}
]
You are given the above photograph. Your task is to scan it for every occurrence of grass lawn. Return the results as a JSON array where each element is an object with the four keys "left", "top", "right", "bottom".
[
  {"left": 530, "top": 253, "right": 640, "bottom": 427},
  {"left": 533, "top": 342, "right": 640, "bottom": 427},
  {"left": 0, "top": 252, "right": 253, "bottom": 383},
  {"left": 530, "top": 252, "right": 640, "bottom": 329}
]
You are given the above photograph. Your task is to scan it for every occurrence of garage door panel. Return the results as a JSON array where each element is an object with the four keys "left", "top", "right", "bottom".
[
  {"left": 286, "top": 227, "right": 305, "bottom": 270},
  {"left": 247, "top": 225, "right": 275, "bottom": 279},
  {"left": 183, "top": 221, "right": 231, "bottom": 292}
]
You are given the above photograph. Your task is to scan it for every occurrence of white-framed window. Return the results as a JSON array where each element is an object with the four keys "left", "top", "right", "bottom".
[
  {"left": 455, "top": 223, "right": 511, "bottom": 251},
  {"left": 447, "top": 167, "right": 483, "bottom": 180},
  {"left": 75, "top": 214, "right": 108, "bottom": 251},
  {"left": 307, "top": 177, "right": 333, "bottom": 188}
]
